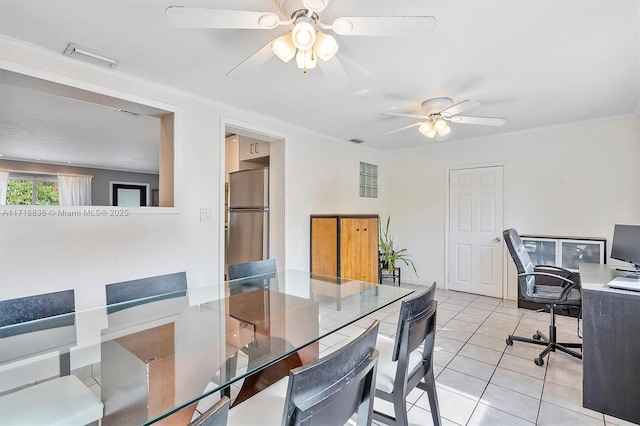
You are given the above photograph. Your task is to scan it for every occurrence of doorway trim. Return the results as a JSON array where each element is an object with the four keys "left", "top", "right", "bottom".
[
  {"left": 220, "top": 117, "right": 288, "bottom": 283},
  {"left": 444, "top": 161, "right": 508, "bottom": 297}
]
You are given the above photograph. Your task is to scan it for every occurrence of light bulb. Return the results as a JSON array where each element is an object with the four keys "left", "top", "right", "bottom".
[
  {"left": 292, "top": 19, "right": 316, "bottom": 51},
  {"left": 271, "top": 33, "right": 296, "bottom": 62},
  {"left": 296, "top": 49, "right": 317, "bottom": 72},
  {"left": 419, "top": 120, "right": 437, "bottom": 138},
  {"left": 434, "top": 118, "right": 448, "bottom": 132},
  {"left": 314, "top": 31, "right": 338, "bottom": 61}
]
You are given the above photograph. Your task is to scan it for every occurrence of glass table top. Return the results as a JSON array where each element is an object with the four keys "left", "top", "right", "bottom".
[{"left": 0, "top": 270, "right": 413, "bottom": 425}]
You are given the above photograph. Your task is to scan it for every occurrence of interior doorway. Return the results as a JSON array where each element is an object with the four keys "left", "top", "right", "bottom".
[
  {"left": 447, "top": 165, "right": 504, "bottom": 297},
  {"left": 223, "top": 124, "right": 285, "bottom": 278}
]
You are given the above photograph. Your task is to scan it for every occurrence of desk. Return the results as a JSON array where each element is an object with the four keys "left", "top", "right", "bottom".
[
  {"left": 0, "top": 270, "right": 412, "bottom": 425},
  {"left": 579, "top": 263, "right": 640, "bottom": 424}
]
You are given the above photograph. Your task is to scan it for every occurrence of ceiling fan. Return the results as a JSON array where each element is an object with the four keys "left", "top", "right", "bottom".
[
  {"left": 384, "top": 97, "right": 507, "bottom": 141},
  {"left": 166, "top": 0, "right": 436, "bottom": 89}
]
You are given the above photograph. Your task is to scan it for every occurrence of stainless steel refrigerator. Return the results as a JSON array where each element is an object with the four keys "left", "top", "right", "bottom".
[{"left": 227, "top": 168, "right": 269, "bottom": 266}]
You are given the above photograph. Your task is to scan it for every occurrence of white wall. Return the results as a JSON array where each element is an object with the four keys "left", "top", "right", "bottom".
[
  {"left": 0, "top": 37, "right": 386, "bottom": 311},
  {"left": 384, "top": 116, "right": 640, "bottom": 297},
  {"left": 2, "top": 37, "right": 638, "bottom": 310},
  {"left": 284, "top": 129, "right": 387, "bottom": 270}
]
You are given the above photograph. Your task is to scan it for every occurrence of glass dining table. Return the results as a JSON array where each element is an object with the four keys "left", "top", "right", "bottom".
[{"left": 0, "top": 270, "right": 413, "bottom": 425}]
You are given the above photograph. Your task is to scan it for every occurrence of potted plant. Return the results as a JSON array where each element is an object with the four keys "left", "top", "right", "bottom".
[{"left": 379, "top": 215, "right": 418, "bottom": 280}]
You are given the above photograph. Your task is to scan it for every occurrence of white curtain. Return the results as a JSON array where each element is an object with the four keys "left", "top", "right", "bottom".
[
  {"left": 58, "top": 174, "right": 93, "bottom": 206},
  {"left": 0, "top": 170, "right": 9, "bottom": 205}
]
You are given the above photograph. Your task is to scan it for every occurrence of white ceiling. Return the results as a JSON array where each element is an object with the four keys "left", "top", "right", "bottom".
[
  {"left": 0, "top": 70, "right": 165, "bottom": 173},
  {"left": 0, "top": 0, "right": 638, "bottom": 170}
]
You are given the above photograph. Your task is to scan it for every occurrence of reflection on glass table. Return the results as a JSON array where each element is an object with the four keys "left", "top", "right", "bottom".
[{"left": 0, "top": 270, "right": 412, "bottom": 425}]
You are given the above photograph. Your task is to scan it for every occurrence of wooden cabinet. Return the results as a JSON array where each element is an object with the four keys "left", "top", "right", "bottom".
[
  {"left": 310, "top": 214, "right": 379, "bottom": 283},
  {"left": 238, "top": 135, "right": 268, "bottom": 161},
  {"left": 225, "top": 135, "right": 240, "bottom": 181}
]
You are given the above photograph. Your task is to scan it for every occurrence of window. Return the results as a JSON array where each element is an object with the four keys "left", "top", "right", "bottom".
[
  {"left": 359, "top": 162, "right": 378, "bottom": 198},
  {"left": 6, "top": 175, "right": 59, "bottom": 205}
]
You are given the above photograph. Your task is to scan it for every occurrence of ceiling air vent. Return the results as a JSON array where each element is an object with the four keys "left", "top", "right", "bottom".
[
  {"left": 349, "top": 138, "right": 365, "bottom": 144},
  {"left": 116, "top": 109, "right": 142, "bottom": 117}
]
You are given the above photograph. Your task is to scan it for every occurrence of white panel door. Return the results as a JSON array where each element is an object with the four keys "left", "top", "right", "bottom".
[{"left": 448, "top": 166, "right": 504, "bottom": 297}]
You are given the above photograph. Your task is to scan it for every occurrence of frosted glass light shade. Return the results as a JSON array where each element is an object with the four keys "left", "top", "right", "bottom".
[
  {"left": 315, "top": 31, "right": 338, "bottom": 61},
  {"left": 292, "top": 20, "right": 316, "bottom": 50},
  {"left": 437, "top": 124, "right": 451, "bottom": 137},
  {"left": 434, "top": 118, "right": 448, "bottom": 132},
  {"left": 272, "top": 33, "right": 296, "bottom": 62},
  {"left": 296, "top": 49, "right": 317, "bottom": 71},
  {"left": 419, "top": 120, "right": 437, "bottom": 138}
]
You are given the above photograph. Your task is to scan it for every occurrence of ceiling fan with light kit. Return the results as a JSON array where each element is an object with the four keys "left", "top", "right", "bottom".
[
  {"left": 384, "top": 97, "right": 507, "bottom": 142},
  {"left": 166, "top": 0, "right": 437, "bottom": 89}
]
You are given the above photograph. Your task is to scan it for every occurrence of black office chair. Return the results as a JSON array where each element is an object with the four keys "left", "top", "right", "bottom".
[
  {"left": 503, "top": 228, "right": 582, "bottom": 366},
  {"left": 373, "top": 284, "right": 441, "bottom": 426},
  {"left": 189, "top": 396, "right": 230, "bottom": 426},
  {"left": 227, "top": 320, "right": 380, "bottom": 426}
]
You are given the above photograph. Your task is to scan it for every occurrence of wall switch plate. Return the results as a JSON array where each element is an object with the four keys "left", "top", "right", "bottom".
[{"left": 200, "top": 208, "right": 213, "bottom": 222}]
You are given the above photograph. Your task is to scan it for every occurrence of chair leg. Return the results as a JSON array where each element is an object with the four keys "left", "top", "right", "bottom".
[
  {"left": 393, "top": 393, "right": 408, "bottom": 426},
  {"left": 418, "top": 368, "right": 441, "bottom": 426}
]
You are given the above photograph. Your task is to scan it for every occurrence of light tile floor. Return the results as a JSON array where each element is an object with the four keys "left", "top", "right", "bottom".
[
  {"left": 79, "top": 283, "right": 639, "bottom": 425},
  {"left": 315, "top": 283, "right": 638, "bottom": 426}
]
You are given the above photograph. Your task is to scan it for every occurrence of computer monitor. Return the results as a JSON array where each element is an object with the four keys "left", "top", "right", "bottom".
[{"left": 610, "top": 224, "right": 640, "bottom": 271}]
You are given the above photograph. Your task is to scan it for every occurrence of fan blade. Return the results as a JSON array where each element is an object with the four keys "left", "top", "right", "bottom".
[
  {"left": 384, "top": 122, "right": 422, "bottom": 136},
  {"left": 331, "top": 16, "right": 436, "bottom": 37},
  {"left": 450, "top": 115, "right": 507, "bottom": 126},
  {"left": 440, "top": 100, "right": 480, "bottom": 117},
  {"left": 318, "top": 56, "right": 352, "bottom": 90},
  {"left": 226, "top": 42, "right": 275, "bottom": 79},
  {"left": 166, "top": 7, "right": 282, "bottom": 29},
  {"left": 383, "top": 112, "right": 430, "bottom": 119}
]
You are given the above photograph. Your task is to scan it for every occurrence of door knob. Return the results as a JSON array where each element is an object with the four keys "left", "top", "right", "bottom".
[{"left": 495, "top": 237, "right": 501, "bottom": 242}]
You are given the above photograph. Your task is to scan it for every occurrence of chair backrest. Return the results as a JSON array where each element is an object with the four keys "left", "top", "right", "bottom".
[
  {"left": 503, "top": 228, "right": 536, "bottom": 297},
  {"left": 105, "top": 271, "right": 187, "bottom": 313},
  {"left": 391, "top": 283, "right": 436, "bottom": 362},
  {"left": 189, "top": 396, "right": 230, "bottom": 426},
  {"left": 0, "top": 290, "right": 76, "bottom": 379},
  {"left": 0, "top": 289, "right": 75, "bottom": 336},
  {"left": 227, "top": 259, "right": 276, "bottom": 295},
  {"left": 227, "top": 259, "right": 276, "bottom": 281},
  {"left": 282, "top": 320, "right": 380, "bottom": 426}
]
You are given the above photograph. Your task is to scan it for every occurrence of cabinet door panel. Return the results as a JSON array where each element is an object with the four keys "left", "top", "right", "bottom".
[
  {"left": 340, "top": 219, "right": 361, "bottom": 281},
  {"left": 239, "top": 136, "right": 269, "bottom": 161},
  {"left": 311, "top": 218, "right": 338, "bottom": 276},
  {"left": 360, "top": 218, "right": 379, "bottom": 283},
  {"left": 341, "top": 218, "right": 379, "bottom": 283}
]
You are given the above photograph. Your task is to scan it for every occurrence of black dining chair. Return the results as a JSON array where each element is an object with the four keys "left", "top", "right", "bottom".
[
  {"left": 220, "top": 259, "right": 287, "bottom": 403},
  {"left": 227, "top": 320, "right": 380, "bottom": 426},
  {"left": 227, "top": 259, "right": 277, "bottom": 281},
  {"left": 0, "top": 290, "right": 104, "bottom": 425},
  {"left": 189, "top": 396, "right": 230, "bottom": 426},
  {"left": 105, "top": 271, "right": 187, "bottom": 313},
  {"left": 373, "top": 284, "right": 441, "bottom": 426},
  {"left": 503, "top": 228, "right": 582, "bottom": 366}
]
